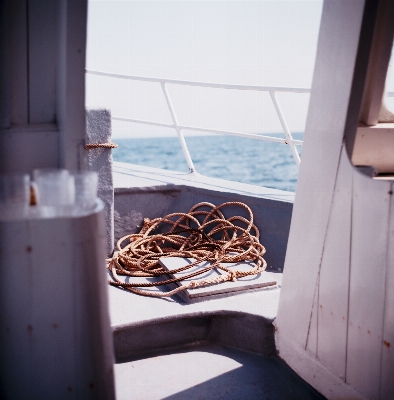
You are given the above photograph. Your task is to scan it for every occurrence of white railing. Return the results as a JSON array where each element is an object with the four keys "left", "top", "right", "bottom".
[{"left": 86, "top": 70, "right": 310, "bottom": 173}]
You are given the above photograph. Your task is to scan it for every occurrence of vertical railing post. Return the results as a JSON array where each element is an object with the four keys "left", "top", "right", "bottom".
[
  {"left": 270, "top": 91, "right": 301, "bottom": 167},
  {"left": 161, "top": 83, "right": 196, "bottom": 173}
]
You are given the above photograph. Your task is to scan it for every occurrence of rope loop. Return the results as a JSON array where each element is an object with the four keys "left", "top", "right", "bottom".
[
  {"left": 85, "top": 143, "right": 118, "bottom": 150},
  {"left": 107, "top": 201, "right": 272, "bottom": 298}
]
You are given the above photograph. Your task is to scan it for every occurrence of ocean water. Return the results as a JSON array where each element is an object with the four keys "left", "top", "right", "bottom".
[{"left": 113, "top": 133, "right": 303, "bottom": 192}]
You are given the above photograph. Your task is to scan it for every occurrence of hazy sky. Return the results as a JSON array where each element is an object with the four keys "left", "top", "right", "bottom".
[{"left": 86, "top": 0, "right": 323, "bottom": 138}]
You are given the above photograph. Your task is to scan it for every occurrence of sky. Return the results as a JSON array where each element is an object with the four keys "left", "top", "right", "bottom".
[{"left": 85, "top": 0, "right": 323, "bottom": 138}]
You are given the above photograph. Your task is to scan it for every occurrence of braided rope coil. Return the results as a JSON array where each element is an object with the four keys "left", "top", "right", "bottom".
[
  {"left": 85, "top": 143, "right": 118, "bottom": 150},
  {"left": 107, "top": 201, "right": 274, "bottom": 298}
]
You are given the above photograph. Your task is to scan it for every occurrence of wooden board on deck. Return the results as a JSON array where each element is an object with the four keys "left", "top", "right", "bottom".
[{"left": 158, "top": 257, "right": 280, "bottom": 303}]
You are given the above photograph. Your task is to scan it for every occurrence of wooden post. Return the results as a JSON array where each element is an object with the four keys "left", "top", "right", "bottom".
[{"left": 86, "top": 108, "right": 115, "bottom": 255}]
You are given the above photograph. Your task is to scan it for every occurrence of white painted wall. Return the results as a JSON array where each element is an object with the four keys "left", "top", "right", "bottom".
[
  {"left": 276, "top": 1, "right": 394, "bottom": 399},
  {"left": 0, "top": 0, "right": 88, "bottom": 173},
  {"left": 0, "top": 1, "right": 115, "bottom": 398}
]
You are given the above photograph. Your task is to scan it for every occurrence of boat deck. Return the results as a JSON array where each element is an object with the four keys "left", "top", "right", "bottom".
[
  {"left": 110, "top": 163, "right": 324, "bottom": 399},
  {"left": 115, "top": 343, "right": 324, "bottom": 400}
]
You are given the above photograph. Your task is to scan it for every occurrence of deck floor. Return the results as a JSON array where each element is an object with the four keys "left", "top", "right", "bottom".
[
  {"left": 109, "top": 162, "right": 318, "bottom": 399},
  {"left": 115, "top": 343, "right": 325, "bottom": 400}
]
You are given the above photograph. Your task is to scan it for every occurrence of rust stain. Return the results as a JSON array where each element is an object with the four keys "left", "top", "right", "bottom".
[
  {"left": 67, "top": 387, "right": 73, "bottom": 392},
  {"left": 52, "top": 323, "right": 58, "bottom": 329},
  {"left": 26, "top": 246, "right": 32, "bottom": 252},
  {"left": 384, "top": 341, "right": 391, "bottom": 348},
  {"left": 27, "top": 324, "right": 33, "bottom": 333},
  {"left": 89, "top": 383, "right": 94, "bottom": 389},
  {"left": 342, "top": 316, "right": 345, "bottom": 321},
  {"left": 319, "top": 304, "right": 323, "bottom": 309},
  {"left": 368, "top": 330, "right": 371, "bottom": 334}
]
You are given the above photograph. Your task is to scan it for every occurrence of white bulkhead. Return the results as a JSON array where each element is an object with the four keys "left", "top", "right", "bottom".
[{"left": 276, "top": 1, "right": 394, "bottom": 399}]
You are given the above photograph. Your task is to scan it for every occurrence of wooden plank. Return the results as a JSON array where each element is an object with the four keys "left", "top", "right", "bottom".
[
  {"left": 380, "top": 182, "right": 394, "bottom": 399},
  {"left": 305, "top": 279, "right": 318, "bottom": 358},
  {"left": 29, "top": 218, "right": 77, "bottom": 396},
  {"left": 57, "top": 0, "right": 88, "bottom": 170},
  {"left": 276, "top": 1, "right": 367, "bottom": 348},
  {"left": 0, "top": 126, "right": 58, "bottom": 173},
  {"left": 359, "top": 0, "right": 394, "bottom": 125},
  {"left": 0, "top": 220, "right": 33, "bottom": 399},
  {"left": 8, "top": 0, "right": 29, "bottom": 124},
  {"left": 316, "top": 150, "right": 353, "bottom": 380},
  {"left": 346, "top": 172, "right": 391, "bottom": 399},
  {"left": 28, "top": 0, "right": 58, "bottom": 123},
  {"left": 159, "top": 257, "right": 280, "bottom": 303},
  {"left": 0, "top": 215, "right": 113, "bottom": 398}
]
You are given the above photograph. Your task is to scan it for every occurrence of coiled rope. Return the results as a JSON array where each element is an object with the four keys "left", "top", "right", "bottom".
[{"left": 107, "top": 201, "right": 273, "bottom": 298}]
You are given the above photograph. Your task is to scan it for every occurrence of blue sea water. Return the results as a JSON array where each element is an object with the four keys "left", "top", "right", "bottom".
[{"left": 113, "top": 133, "right": 303, "bottom": 192}]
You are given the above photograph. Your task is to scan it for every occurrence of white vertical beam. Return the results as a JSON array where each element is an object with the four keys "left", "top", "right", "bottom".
[
  {"left": 316, "top": 149, "right": 353, "bottom": 381},
  {"left": 276, "top": 0, "right": 367, "bottom": 348},
  {"left": 0, "top": 0, "right": 29, "bottom": 127},
  {"left": 346, "top": 173, "right": 391, "bottom": 399},
  {"left": 359, "top": 0, "right": 394, "bottom": 126},
  {"left": 28, "top": 0, "right": 58, "bottom": 124},
  {"left": 380, "top": 183, "right": 394, "bottom": 399},
  {"left": 57, "top": 0, "right": 88, "bottom": 170}
]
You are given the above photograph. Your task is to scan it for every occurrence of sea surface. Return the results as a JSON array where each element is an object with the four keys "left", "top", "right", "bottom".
[{"left": 113, "top": 134, "right": 303, "bottom": 192}]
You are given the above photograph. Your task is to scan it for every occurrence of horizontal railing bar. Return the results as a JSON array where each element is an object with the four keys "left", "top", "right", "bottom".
[
  {"left": 86, "top": 70, "right": 310, "bottom": 94},
  {"left": 112, "top": 116, "right": 303, "bottom": 145},
  {"left": 113, "top": 116, "right": 173, "bottom": 129}
]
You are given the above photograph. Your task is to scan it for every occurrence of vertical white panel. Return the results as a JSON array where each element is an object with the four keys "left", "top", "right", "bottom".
[
  {"left": 0, "top": 209, "right": 115, "bottom": 399},
  {"left": 72, "top": 213, "right": 116, "bottom": 399},
  {"left": 57, "top": 0, "right": 88, "bottom": 170},
  {"left": 317, "top": 149, "right": 353, "bottom": 380},
  {"left": 346, "top": 173, "right": 391, "bottom": 399},
  {"left": 276, "top": 0, "right": 367, "bottom": 348},
  {"left": 28, "top": 0, "right": 58, "bottom": 123},
  {"left": 380, "top": 183, "right": 394, "bottom": 399},
  {"left": 8, "top": 0, "right": 29, "bottom": 125},
  {"left": 29, "top": 218, "right": 78, "bottom": 397},
  {"left": 0, "top": 221, "right": 33, "bottom": 399}
]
